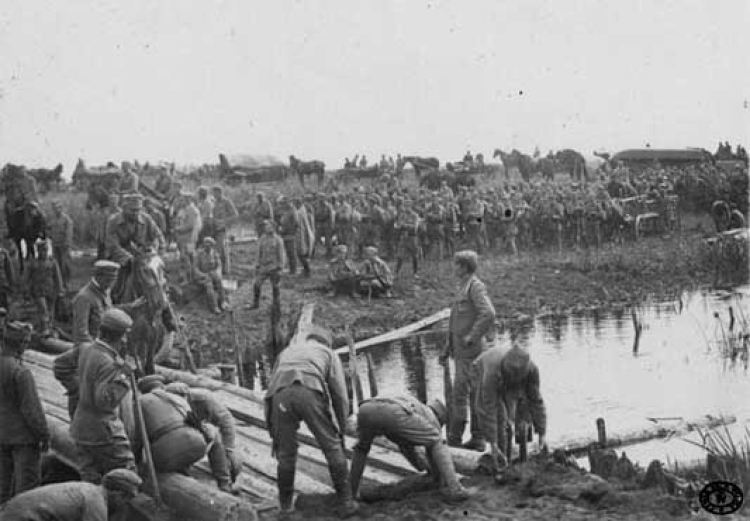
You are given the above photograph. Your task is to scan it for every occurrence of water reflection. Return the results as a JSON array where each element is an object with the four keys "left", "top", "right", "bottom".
[{"left": 368, "top": 286, "right": 749, "bottom": 451}]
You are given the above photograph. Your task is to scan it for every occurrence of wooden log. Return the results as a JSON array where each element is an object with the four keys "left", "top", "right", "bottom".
[
  {"left": 359, "top": 473, "right": 437, "bottom": 503},
  {"left": 365, "top": 352, "right": 379, "bottom": 398}
]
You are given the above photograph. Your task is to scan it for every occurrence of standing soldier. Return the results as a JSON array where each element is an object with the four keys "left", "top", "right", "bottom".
[
  {"left": 47, "top": 200, "right": 73, "bottom": 290},
  {"left": 70, "top": 308, "right": 137, "bottom": 484},
  {"left": 314, "top": 194, "right": 336, "bottom": 258},
  {"left": 439, "top": 250, "right": 496, "bottom": 452},
  {"left": 252, "top": 220, "right": 285, "bottom": 311},
  {"left": 253, "top": 193, "right": 274, "bottom": 238},
  {"left": 394, "top": 199, "right": 421, "bottom": 278},
  {"left": 465, "top": 193, "right": 485, "bottom": 254},
  {"left": 195, "top": 186, "right": 214, "bottom": 245},
  {"left": 264, "top": 326, "right": 359, "bottom": 518},
  {"left": 96, "top": 194, "right": 120, "bottom": 260},
  {"left": 0, "top": 321, "right": 49, "bottom": 504},
  {"left": 0, "top": 242, "right": 14, "bottom": 311},
  {"left": 474, "top": 344, "right": 547, "bottom": 469},
  {"left": 172, "top": 193, "right": 202, "bottom": 281},
  {"left": 424, "top": 197, "right": 445, "bottom": 261},
  {"left": 294, "top": 198, "right": 314, "bottom": 277},
  {"left": 194, "top": 237, "right": 225, "bottom": 314},
  {"left": 381, "top": 197, "right": 398, "bottom": 259},
  {"left": 211, "top": 186, "right": 238, "bottom": 274},
  {"left": 278, "top": 200, "right": 300, "bottom": 275},
  {"left": 23, "top": 239, "right": 63, "bottom": 335},
  {"left": 117, "top": 163, "right": 139, "bottom": 194},
  {"left": 335, "top": 196, "right": 353, "bottom": 254}
]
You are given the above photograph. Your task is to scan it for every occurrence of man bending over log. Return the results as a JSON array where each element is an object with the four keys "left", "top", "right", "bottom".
[{"left": 349, "top": 395, "right": 469, "bottom": 503}]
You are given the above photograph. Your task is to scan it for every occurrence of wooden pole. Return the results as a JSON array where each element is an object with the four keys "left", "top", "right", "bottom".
[
  {"left": 443, "top": 359, "right": 453, "bottom": 428},
  {"left": 346, "top": 328, "right": 364, "bottom": 408},
  {"left": 129, "top": 372, "right": 162, "bottom": 504},
  {"left": 414, "top": 336, "right": 427, "bottom": 404},
  {"left": 229, "top": 309, "right": 245, "bottom": 388},
  {"left": 596, "top": 417, "right": 607, "bottom": 448},
  {"left": 365, "top": 352, "right": 379, "bottom": 398}
]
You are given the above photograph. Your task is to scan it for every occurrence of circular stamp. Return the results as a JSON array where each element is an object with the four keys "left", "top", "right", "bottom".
[{"left": 698, "top": 481, "right": 744, "bottom": 515}]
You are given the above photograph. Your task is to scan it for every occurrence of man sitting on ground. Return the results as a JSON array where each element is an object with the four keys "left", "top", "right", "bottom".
[
  {"left": 194, "top": 237, "right": 225, "bottom": 314},
  {"left": 358, "top": 246, "right": 393, "bottom": 298}
]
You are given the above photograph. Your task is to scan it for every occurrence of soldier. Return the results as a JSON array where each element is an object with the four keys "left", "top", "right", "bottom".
[
  {"left": 117, "top": 164, "right": 139, "bottom": 194},
  {"left": 70, "top": 308, "right": 136, "bottom": 484},
  {"left": 0, "top": 321, "right": 48, "bottom": 504},
  {"left": 211, "top": 186, "right": 238, "bottom": 274},
  {"left": 195, "top": 186, "right": 214, "bottom": 245},
  {"left": 172, "top": 192, "right": 202, "bottom": 281},
  {"left": 314, "top": 194, "right": 336, "bottom": 258},
  {"left": 264, "top": 326, "right": 359, "bottom": 518},
  {"left": 359, "top": 155, "right": 368, "bottom": 169},
  {"left": 294, "top": 198, "right": 314, "bottom": 277},
  {"left": 394, "top": 199, "right": 421, "bottom": 277},
  {"left": 253, "top": 193, "right": 274, "bottom": 238},
  {"left": 442, "top": 196, "right": 459, "bottom": 258},
  {"left": 47, "top": 200, "right": 73, "bottom": 290},
  {"left": 439, "top": 250, "right": 496, "bottom": 452},
  {"left": 105, "top": 194, "right": 165, "bottom": 266},
  {"left": 23, "top": 239, "right": 63, "bottom": 335},
  {"left": 143, "top": 198, "right": 167, "bottom": 239},
  {"left": 349, "top": 395, "right": 468, "bottom": 503},
  {"left": 252, "top": 220, "right": 285, "bottom": 310},
  {"left": 328, "top": 245, "right": 360, "bottom": 297},
  {"left": 464, "top": 193, "right": 485, "bottom": 254},
  {"left": 278, "top": 200, "right": 300, "bottom": 275},
  {"left": 1, "top": 468, "right": 141, "bottom": 521},
  {"left": 474, "top": 344, "right": 547, "bottom": 469},
  {"left": 424, "top": 197, "right": 445, "bottom": 260},
  {"left": 0, "top": 242, "right": 14, "bottom": 310},
  {"left": 166, "top": 382, "right": 242, "bottom": 490},
  {"left": 358, "top": 246, "right": 393, "bottom": 298},
  {"left": 194, "top": 237, "right": 225, "bottom": 314},
  {"left": 96, "top": 194, "right": 120, "bottom": 260},
  {"left": 335, "top": 196, "right": 354, "bottom": 253}
]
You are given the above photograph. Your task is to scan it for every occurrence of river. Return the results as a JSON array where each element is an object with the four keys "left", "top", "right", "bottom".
[{"left": 356, "top": 285, "right": 749, "bottom": 467}]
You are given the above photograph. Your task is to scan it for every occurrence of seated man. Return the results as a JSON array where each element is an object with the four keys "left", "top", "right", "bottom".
[
  {"left": 194, "top": 237, "right": 225, "bottom": 314},
  {"left": 349, "top": 395, "right": 469, "bottom": 503},
  {"left": 0, "top": 468, "right": 141, "bottom": 521},
  {"left": 328, "top": 245, "right": 360, "bottom": 297},
  {"left": 358, "top": 246, "right": 393, "bottom": 298},
  {"left": 135, "top": 375, "right": 234, "bottom": 493}
]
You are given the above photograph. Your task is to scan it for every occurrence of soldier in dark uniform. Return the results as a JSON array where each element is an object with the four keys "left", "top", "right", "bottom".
[
  {"left": 23, "top": 239, "right": 63, "bottom": 335},
  {"left": 394, "top": 199, "right": 421, "bottom": 277},
  {"left": 314, "top": 194, "right": 336, "bottom": 258},
  {"left": 424, "top": 197, "right": 445, "bottom": 261}
]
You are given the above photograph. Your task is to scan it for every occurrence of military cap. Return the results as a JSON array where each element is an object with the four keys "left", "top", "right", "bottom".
[
  {"left": 137, "top": 374, "right": 166, "bottom": 393},
  {"left": 211, "top": 185, "right": 223, "bottom": 193},
  {"left": 165, "top": 382, "right": 190, "bottom": 397},
  {"left": 202, "top": 236, "right": 216, "bottom": 246},
  {"left": 52, "top": 200, "right": 63, "bottom": 208},
  {"left": 335, "top": 244, "right": 348, "bottom": 254},
  {"left": 306, "top": 325, "right": 333, "bottom": 347},
  {"left": 427, "top": 398, "right": 448, "bottom": 426},
  {"left": 121, "top": 193, "right": 143, "bottom": 210},
  {"left": 100, "top": 308, "right": 133, "bottom": 334},
  {"left": 103, "top": 468, "right": 142, "bottom": 495},
  {"left": 499, "top": 345, "right": 531, "bottom": 385},
  {"left": 93, "top": 260, "right": 120, "bottom": 278},
  {"left": 454, "top": 250, "right": 479, "bottom": 272},
  {"left": 364, "top": 246, "right": 378, "bottom": 256}
]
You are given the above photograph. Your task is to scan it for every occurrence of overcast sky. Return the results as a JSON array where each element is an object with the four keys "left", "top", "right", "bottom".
[{"left": 1, "top": 0, "right": 748, "bottom": 173}]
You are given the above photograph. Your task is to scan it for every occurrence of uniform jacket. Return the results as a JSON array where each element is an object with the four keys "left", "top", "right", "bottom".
[
  {"left": 360, "top": 256, "right": 393, "bottom": 287},
  {"left": 0, "top": 481, "right": 107, "bottom": 521},
  {"left": 328, "top": 257, "right": 359, "bottom": 282},
  {"left": 256, "top": 233, "right": 285, "bottom": 273},
  {"left": 71, "top": 280, "right": 112, "bottom": 345},
  {"left": 473, "top": 346, "right": 546, "bottom": 446},
  {"left": 264, "top": 339, "right": 349, "bottom": 436},
  {"left": 448, "top": 274, "right": 496, "bottom": 360},
  {"left": 212, "top": 197, "right": 238, "bottom": 233},
  {"left": 0, "top": 352, "right": 49, "bottom": 444},
  {"left": 188, "top": 388, "right": 236, "bottom": 450},
  {"left": 70, "top": 339, "right": 131, "bottom": 446},
  {"left": 254, "top": 199, "right": 274, "bottom": 224},
  {"left": 24, "top": 257, "right": 63, "bottom": 298},
  {"left": 278, "top": 209, "right": 299, "bottom": 238},
  {"left": 105, "top": 211, "right": 165, "bottom": 265},
  {"left": 47, "top": 212, "right": 73, "bottom": 249},
  {"left": 195, "top": 248, "right": 221, "bottom": 276},
  {"left": 118, "top": 171, "right": 139, "bottom": 193},
  {"left": 173, "top": 203, "right": 202, "bottom": 246}
]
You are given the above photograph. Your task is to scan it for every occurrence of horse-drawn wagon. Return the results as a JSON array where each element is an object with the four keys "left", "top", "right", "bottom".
[{"left": 617, "top": 194, "right": 680, "bottom": 239}]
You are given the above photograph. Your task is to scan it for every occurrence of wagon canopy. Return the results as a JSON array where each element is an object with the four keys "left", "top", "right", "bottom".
[{"left": 611, "top": 148, "right": 714, "bottom": 166}]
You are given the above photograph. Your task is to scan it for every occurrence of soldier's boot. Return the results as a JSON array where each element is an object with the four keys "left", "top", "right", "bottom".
[
  {"left": 327, "top": 452, "right": 359, "bottom": 519},
  {"left": 430, "top": 440, "right": 470, "bottom": 503},
  {"left": 206, "top": 288, "right": 220, "bottom": 314},
  {"left": 447, "top": 419, "right": 466, "bottom": 448},
  {"left": 277, "top": 464, "right": 296, "bottom": 515},
  {"left": 461, "top": 436, "right": 486, "bottom": 452}
]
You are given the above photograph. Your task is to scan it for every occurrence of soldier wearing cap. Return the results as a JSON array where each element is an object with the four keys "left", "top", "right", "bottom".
[
  {"left": 264, "top": 326, "right": 358, "bottom": 518},
  {"left": 474, "top": 344, "right": 547, "bottom": 470},
  {"left": 23, "top": 239, "right": 63, "bottom": 335},
  {"left": 210, "top": 185, "right": 238, "bottom": 274},
  {"left": 253, "top": 193, "right": 274, "bottom": 238},
  {"left": 252, "top": 220, "right": 285, "bottom": 310},
  {"left": 0, "top": 321, "right": 48, "bottom": 504},
  {"left": 278, "top": 199, "right": 301, "bottom": 274},
  {"left": 313, "top": 194, "right": 336, "bottom": 258},
  {"left": 195, "top": 186, "right": 215, "bottom": 245},
  {"left": 47, "top": 200, "right": 73, "bottom": 289},
  {"left": 328, "top": 245, "right": 360, "bottom": 297},
  {"left": 71, "top": 308, "right": 136, "bottom": 484},
  {"left": 394, "top": 199, "right": 421, "bottom": 277},
  {"left": 440, "top": 250, "right": 496, "bottom": 452},
  {"left": 105, "top": 193, "right": 165, "bottom": 268},
  {"left": 117, "top": 163, "right": 139, "bottom": 194},
  {"left": 1, "top": 467, "right": 141, "bottom": 520},
  {"left": 357, "top": 246, "right": 392, "bottom": 298},
  {"left": 349, "top": 395, "right": 469, "bottom": 503},
  {"left": 194, "top": 236, "right": 225, "bottom": 314},
  {"left": 95, "top": 194, "right": 121, "bottom": 260},
  {"left": 172, "top": 192, "right": 202, "bottom": 281}
]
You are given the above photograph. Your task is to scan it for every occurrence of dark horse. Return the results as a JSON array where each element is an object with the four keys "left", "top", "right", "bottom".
[
  {"left": 289, "top": 156, "right": 325, "bottom": 187},
  {"left": 493, "top": 149, "right": 536, "bottom": 182},
  {"left": 27, "top": 164, "right": 64, "bottom": 193},
  {"left": 554, "top": 149, "right": 588, "bottom": 182},
  {"left": 6, "top": 201, "right": 46, "bottom": 273},
  {"left": 401, "top": 156, "right": 440, "bottom": 179}
]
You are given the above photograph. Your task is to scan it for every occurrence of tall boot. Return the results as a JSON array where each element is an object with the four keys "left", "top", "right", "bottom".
[
  {"left": 277, "top": 463, "right": 296, "bottom": 514},
  {"left": 447, "top": 419, "right": 466, "bottom": 447},
  {"left": 430, "top": 440, "right": 469, "bottom": 503},
  {"left": 326, "top": 451, "right": 359, "bottom": 519}
]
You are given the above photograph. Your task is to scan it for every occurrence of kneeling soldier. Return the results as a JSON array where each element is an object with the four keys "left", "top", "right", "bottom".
[{"left": 349, "top": 395, "right": 469, "bottom": 503}]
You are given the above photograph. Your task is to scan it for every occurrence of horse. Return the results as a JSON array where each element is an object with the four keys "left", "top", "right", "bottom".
[
  {"left": 5, "top": 201, "right": 46, "bottom": 273},
  {"left": 554, "top": 149, "right": 588, "bottom": 182},
  {"left": 26, "top": 164, "right": 63, "bottom": 193},
  {"left": 493, "top": 149, "right": 535, "bottom": 182},
  {"left": 114, "top": 250, "right": 174, "bottom": 376},
  {"left": 289, "top": 156, "right": 325, "bottom": 187},
  {"left": 401, "top": 156, "right": 440, "bottom": 179}
]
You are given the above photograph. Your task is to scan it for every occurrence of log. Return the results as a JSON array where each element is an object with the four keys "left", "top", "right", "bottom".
[{"left": 288, "top": 302, "right": 317, "bottom": 346}]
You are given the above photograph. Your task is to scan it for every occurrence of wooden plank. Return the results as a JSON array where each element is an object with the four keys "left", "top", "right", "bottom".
[{"left": 334, "top": 308, "right": 450, "bottom": 355}]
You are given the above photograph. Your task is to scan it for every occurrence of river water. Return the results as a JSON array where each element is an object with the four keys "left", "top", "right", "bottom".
[{"left": 356, "top": 285, "right": 749, "bottom": 466}]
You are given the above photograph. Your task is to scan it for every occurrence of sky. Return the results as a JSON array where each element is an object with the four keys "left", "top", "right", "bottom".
[{"left": 1, "top": 0, "right": 748, "bottom": 175}]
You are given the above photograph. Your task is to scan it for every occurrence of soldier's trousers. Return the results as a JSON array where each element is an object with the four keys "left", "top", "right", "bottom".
[
  {"left": 0, "top": 443, "right": 41, "bottom": 504},
  {"left": 254, "top": 269, "right": 281, "bottom": 309},
  {"left": 213, "top": 231, "right": 230, "bottom": 274},
  {"left": 33, "top": 296, "right": 56, "bottom": 332},
  {"left": 270, "top": 384, "right": 352, "bottom": 508},
  {"left": 76, "top": 436, "right": 136, "bottom": 484},
  {"left": 53, "top": 245, "right": 72, "bottom": 288},
  {"left": 282, "top": 237, "right": 297, "bottom": 274},
  {"left": 448, "top": 358, "right": 483, "bottom": 444}
]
